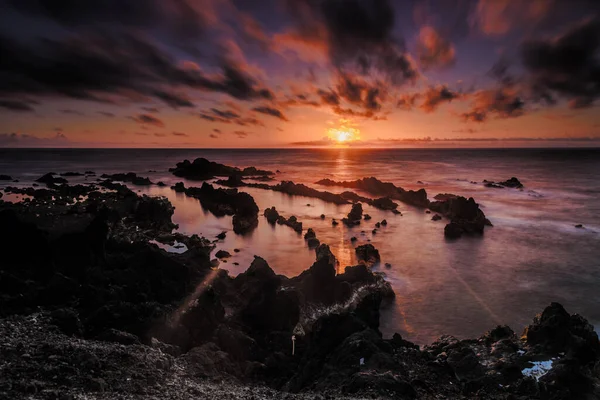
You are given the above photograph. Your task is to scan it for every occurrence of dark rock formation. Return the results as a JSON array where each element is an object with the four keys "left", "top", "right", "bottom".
[
  {"left": 277, "top": 215, "right": 302, "bottom": 233},
  {"left": 432, "top": 214, "right": 442, "bottom": 221},
  {"left": 170, "top": 158, "right": 273, "bottom": 180},
  {"left": 171, "top": 182, "right": 186, "bottom": 192},
  {"left": 430, "top": 196, "right": 492, "bottom": 239},
  {"left": 215, "top": 250, "right": 231, "bottom": 259},
  {"left": 36, "top": 172, "right": 68, "bottom": 186},
  {"left": 303, "top": 228, "right": 316, "bottom": 240},
  {"left": 484, "top": 177, "right": 524, "bottom": 189},
  {"left": 183, "top": 183, "right": 259, "bottom": 234},
  {"left": 0, "top": 174, "right": 12, "bottom": 180},
  {"left": 101, "top": 172, "right": 152, "bottom": 185},
  {"left": 355, "top": 244, "right": 380, "bottom": 267},
  {"left": 264, "top": 206, "right": 280, "bottom": 224},
  {"left": 307, "top": 237, "right": 320, "bottom": 248},
  {"left": 343, "top": 203, "right": 363, "bottom": 226}
]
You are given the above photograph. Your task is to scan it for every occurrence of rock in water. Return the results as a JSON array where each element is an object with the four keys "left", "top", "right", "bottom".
[
  {"left": 304, "top": 228, "right": 316, "bottom": 240},
  {"left": 215, "top": 250, "right": 231, "bottom": 259},
  {"left": 343, "top": 203, "right": 363, "bottom": 226},
  {"left": 355, "top": 244, "right": 380, "bottom": 266},
  {"left": 264, "top": 206, "right": 280, "bottom": 224}
]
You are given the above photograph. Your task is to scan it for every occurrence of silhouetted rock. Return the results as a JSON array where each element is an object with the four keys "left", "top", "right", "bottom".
[
  {"left": 307, "top": 237, "right": 320, "bottom": 248},
  {"left": 171, "top": 182, "right": 186, "bottom": 192},
  {"left": 523, "top": 302, "right": 599, "bottom": 363},
  {"left": 575, "top": 224, "right": 583, "bottom": 228},
  {"left": 343, "top": 203, "right": 363, "bottom": 226},
  {"left": 0, "top": 174, "right": 12, "bottom": 180},
  {"left": 363, "top": 214, "right": 371, "bottom": 220},
  {"left": 315, "top": 243, "right": 337, "bottom": 266},
  {"left": 36, "top": 173, "right": 68, "bottom": 185},
  {"left": 432, "top": 214, "right": 442, "bottom": 221},
  {"left": 430, "top": 196, "right": 491, "bottom": 239},
  {"left": 263, "top": 206, "right": 279, "bottom": 224},
  {"left": 304, "top": 228, "right": 316, "bottom": 240},
  {"left": 276, "top": 215, "right": 302, "bottom": 233},
  {"left": 170, "top": 158, "right": 273, "bottom": 180},
  {"left": 101, "top": 172, "right": 152, "bottom": 185},
  {"left": 371, "top": 197, "right": 398, "bottom": 210},
  {"left": 184, "top": 183, "right": 258, "bottom": 234},
  {"left": 484, "top": 177, "right": 524, "bottom": 189},
  {"left": 215, "top": 250, "right": 231, "bottom": 259},
  {"left": 355, "top": 244, "right": 380, "bottom": 267}
]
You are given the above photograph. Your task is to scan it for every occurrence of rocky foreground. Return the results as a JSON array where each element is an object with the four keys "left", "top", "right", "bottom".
[{"left": 1, "top": 169, "right": 599, "bottom": 399}]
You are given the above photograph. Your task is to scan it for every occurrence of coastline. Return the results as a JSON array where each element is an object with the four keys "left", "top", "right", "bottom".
[{"left": 1, "top": 157, "right": 599, "bottom": 399}]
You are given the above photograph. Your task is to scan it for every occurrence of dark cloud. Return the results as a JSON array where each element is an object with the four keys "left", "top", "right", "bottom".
[
  {"left": 154, "top": 133, "right": 167, "bottom": 137},
  {"left": 98, "top": 111, "right": 115, "bottom": 117},
  {"left": 460, "top": 88, "right": 524, "bottom": 122},
  {"left": 0, "top": 132, "right": 69, "bottom": 146},
  {"left": 213, "top": 129, "right": 222, "bottom": 134},
  {"left": 209, "top": 134, "right": 219, "bottom": 139},
  {"left": 252, "top": 106, "right": 288, "bottom": 121},
  {"left": 130, "top": 114, "right": 165, "bottom": 128},
  {"left": 317, "top": 89, "right": 340, "bottom": 106},
  {"left": 141, "top": 107, "right": 160, "bottom": 113},
  {"left": 172, "top": 131, "right": 189, "bottom": 137},
  {"left": 420, "top": 86, "right": 460, "bottom": 112},
  {"left": 0, "top": 99, "right": 35, "bottom": 112},
  {"left": 60, "top": 109, "right": 84, "bottom": 116},
  {"left": 196, "top": 110, "right": 265, "bottom": 126},
  {"left": 396, "top": 93, "right": 421, "bottom": 110},
  {"left": 8, "top": 0, "right": 210, "bottom": 49},
  {"left": 211, "top": 108, "right": 241, "bottom": 119},
  {"left": 417, "top": 26, "right": 456, "bottom": 70},
  {"left": 233, "top": 130, "right": 250, "bottom": 138},
  {"left": 0, "top": 27, "right": 275, "bottom": 108},
  {"left": 521, "top": 18, "right": 600, "bottom": 109},
  {"left": 284, "top": 0, "right": 418, "bottom": 85}
]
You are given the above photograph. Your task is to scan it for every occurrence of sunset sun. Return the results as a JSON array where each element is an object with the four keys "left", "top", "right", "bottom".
[{"left": 328, "top": 121, "right": 360, "bottom": 145}]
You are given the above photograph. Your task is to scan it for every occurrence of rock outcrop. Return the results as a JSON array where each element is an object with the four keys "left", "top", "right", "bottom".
[{"left": 170, "top": 158, "right": 273, "bottom": 180}]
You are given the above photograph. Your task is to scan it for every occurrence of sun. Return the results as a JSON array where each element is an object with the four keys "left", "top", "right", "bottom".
[
  {"left": 328, "top": 122, "right": 360, "bottom": 144},
  {"left": 336, "top": 130, "right": 352, "bottom": 142}
]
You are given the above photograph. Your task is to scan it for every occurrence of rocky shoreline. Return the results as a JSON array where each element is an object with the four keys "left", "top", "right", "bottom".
[{"left": 1, "top": 163, "right": 598, "bottom": 399}]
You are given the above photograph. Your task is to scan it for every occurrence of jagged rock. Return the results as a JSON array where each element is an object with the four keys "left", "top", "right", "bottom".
[
  {"left": 343, "top": 203, "right": 363, "bottom": 226},
  {"left": 36, "top": 173, "right": 68, "bottom": 186},
  {"left": 216, "top": 231, "right": 227, "bottom": 240},
  {"left": 523, "top": 302, "right": 599, "bottom": 363},
  {"left": 304, "top": 228, "right": 316, "bottom": 240},
  {"left": 171, "top": 182, "right": 186, "bottom": 192},
  {"left": 430, "top": 196, "right": 490, "bottom": 239},
  {"left": 320, "top": 214, "right": 325, "bottom": 219},
  {"left": 432, "top": 214, "right": 442, "bottom": 221},
  {"left": 264, "top": 207, "right": 279, "bottom": 224},
  {"left": 355, "top": 244, "right": 380, "bottom": 266},
  {"left": 170, "top": 157, "right": 273, "bottom": 180},
  {"left": 350, "top": 236, "right": 357, "bottom": 242},
  {"left": 381, "top": 219, "right": 387, "bottom": 225},
  {"left": 307, "top": 237, "right": 320, "bottom": 248},
  {"left": 277, "top": 215, "right": 302, "bottom": 233},
  {"left": 332, "top": 219, "right": 339, "bottom": 226},
  {"left": 101, "top": 172, "right": 152, "bottom": 185},
  {"left": 315, "top": 244, "right": 337, "bottom": 265},
  {"left": 363, "top": 214, "right": 372, "bottom": 220},
  {"left": 371, "top": 197, "right": 398, "bottom": 210},
  {"left": 96, "top": 329, "right": 141, "bottom": 345}
]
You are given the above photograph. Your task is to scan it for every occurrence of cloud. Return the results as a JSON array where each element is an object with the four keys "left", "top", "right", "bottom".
[
  {"left": 417, "top": 26, "right": 456, "bottom": 70},
  {"left": 60, "top": 109, "right": 84, "bottom": 115},
  {"left": 252, "top": 106, "right": 288, "bottom": 121},
  {"left": 0, "top": 132, "right": 69, "bottom": 147},
  {"left": 521, "top": 17, "right": 600, "bottom": 109},
  {"left": 154, "top": 133, "right": 167, "bottom": 137},
  {"left": 213, "top": 129, "right": 222, "bottom": 134},
  {"left": 172, "top": 131, "right": 189, "bottom": 137},
  {"left": 130, "top": 114, "right": 165, "bottom": 128},
  {"left": 0, "top": 99, "right": 35, "bottom": 112},
  {"left": 317, "top": 89, "right": 340, "bottom": 106},
  {"left": 0, "top": 25, "right": 275, "bottom": 108},
  {"left": 195, "top": 109, "right": 265, "bottom": 126},
  {"left": 98, "top": 111, "right": 115, "bottom": 117},
  {"left": 141, "top": 107, "right": 160, "bottom": 113},
  {"left": 473, "top": 0, "right": 553, "bottom": 35},
  {"left": 460, "top": 88, "right": 524, "bottom": 122},
  {"left": 233, "top": 130, "right": 250, "bottom": 138},
  {"left": 396, "top": 93, "right": 421, "bottom": 110},
  {"left": 283, "top": 0, "right": 418, "bottom": 86},
  {"left": 419, "top": 86, "right": 461, "bottom": 112},
  {"left": 209, "top": 133, "right": 219, "bottom": 139}
]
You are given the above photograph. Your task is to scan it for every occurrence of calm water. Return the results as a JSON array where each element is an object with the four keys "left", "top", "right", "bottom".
[{"left": 1, "top": 148, "right": 599, "bottom": 343}]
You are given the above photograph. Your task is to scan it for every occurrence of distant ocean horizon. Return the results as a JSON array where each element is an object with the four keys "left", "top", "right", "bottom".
[{"left": 2, "top": 147, "right": 599, "bottom": 344}]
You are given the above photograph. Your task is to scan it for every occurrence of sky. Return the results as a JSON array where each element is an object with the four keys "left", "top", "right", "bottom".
[{"left": 0, "top": 0, "right": 599, "bottom": 148}]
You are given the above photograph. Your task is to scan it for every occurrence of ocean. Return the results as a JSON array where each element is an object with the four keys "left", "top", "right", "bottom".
[{"left": 1, "top": 147, "right": 599, "bottom": 344}]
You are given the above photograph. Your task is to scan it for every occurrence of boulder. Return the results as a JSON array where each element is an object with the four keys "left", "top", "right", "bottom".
[
  {"left": 215, "top": 250, "right": 231, "bottom": 259},
  {"left": 307, "top": 237, "right": 320, "bottom": 248},
  {"left": 264, "top": 207, "right": 279, "bottom": 224},
  {"left": 343, "top": 203, "right": 363, "bottom": 226},
  {"left": 36, "top": 173, "right": 68, "bottom": 186},
  {"left": 304, "top": 228, "right": 316, "bottom": 240},
  {"left": 355, "top": 244, "right": 380, "bottom": 266}
]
